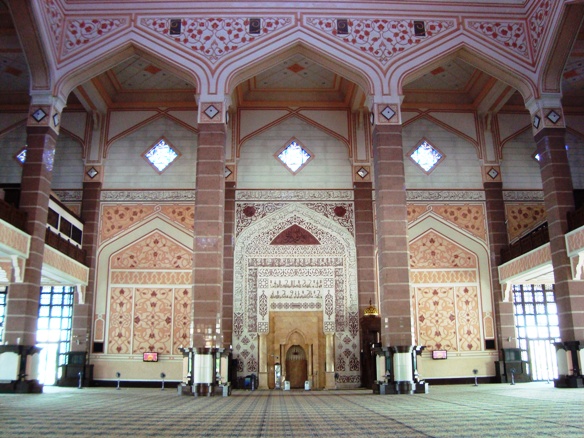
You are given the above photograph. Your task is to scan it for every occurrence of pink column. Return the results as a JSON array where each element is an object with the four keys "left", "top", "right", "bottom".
[
  {"left": 71, "top": 177, "right": 102, "bottom": 353},
  {"left": 222, "top": 181, "right": 236, "bottom": 348},
  {"left": 354, "top": 182, "right": 377, "bottom": 315},
  {"left": 192, "top": 123, "right": 226, "bottom": 348},
  {"left": 535, "top": 127, "right": 584, "bottom": 341},
  {"left": 484, "top": 181, "right": 516, "bottom": 348},
  {"left": 372, "top": 124, "right": 413, "bottom": 347},
  {"left": 4, "top": 125, "right": 56, "bottom": 346}
]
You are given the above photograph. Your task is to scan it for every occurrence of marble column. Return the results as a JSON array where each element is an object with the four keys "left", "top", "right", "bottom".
[
  {"left": 258, "top": 333, "right": 268, "bottom": 389},
  {"left": 484, "top": 180, "right": 516, "bottom": 349},
  {"left": 372, "top": 124, "right": 413, "bottom": 347},
  {"left": 192, "top": 122, "right": 226, "bottom": 348},
  {"left": 325, "top": 333, "right": 335, "bottom": 389}
]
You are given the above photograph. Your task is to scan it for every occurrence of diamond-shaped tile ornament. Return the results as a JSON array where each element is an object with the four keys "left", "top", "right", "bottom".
[
  {"left": 546, "top": 110, "right": 560, "bottom": 124},
  {"left": 53, "top": 113, "right": 60, "bottom": 127},
  {"left": 87, "top": 167, "right": 99, "bottom": 179},
  {"left": 204, "top": 105, "right": 219, "bottom": 119},
  {"left": 224, "top": 166, "right": 232, "bottom": 178},
  {"left": 357, "top": 167, "right": 369, "bottom": 178},
  {"left": 533, "top": 115, "right": 541, "bottom": 129},
  {"left": 32, "top": 108, "right": 47, "bottom": 122},
  {"left": 381, "top": 106, "right": 396, "bottom": 121},
  {"left": 487, "top": 167, "right": 499, "bottom": 179}
]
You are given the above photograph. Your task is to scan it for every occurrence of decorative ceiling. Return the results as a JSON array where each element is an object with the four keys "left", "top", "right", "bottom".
[{"left": 0, "top": 3, "right": 582, "bottom": 110}]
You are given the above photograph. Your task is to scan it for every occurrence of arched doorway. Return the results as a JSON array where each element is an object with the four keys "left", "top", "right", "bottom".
[{"left": 286, "top": 345, "right": 308, "bottom": 389}]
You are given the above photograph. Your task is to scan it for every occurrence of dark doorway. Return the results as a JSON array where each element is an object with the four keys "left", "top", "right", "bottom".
[{"left": 286, "top": 345, "right": 307, "bottom": 389}]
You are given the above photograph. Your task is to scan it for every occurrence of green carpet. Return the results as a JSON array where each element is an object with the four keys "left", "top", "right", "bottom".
[{"left": 1, "top": 383, "right": 582, "bottom": 437}]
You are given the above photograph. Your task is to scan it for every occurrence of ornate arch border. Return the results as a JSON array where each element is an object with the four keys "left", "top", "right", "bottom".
[{"left": 233, "top": 203, "right": 361, "bottom": 384}]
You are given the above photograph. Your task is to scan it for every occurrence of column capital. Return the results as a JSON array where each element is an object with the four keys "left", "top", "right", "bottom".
[
  {"left": 196, "top": 94, "right": 231, "bottom": 125},
  {"left": 369, "top": 95, "right": 404, "bottom": 126},
  {"left": 525, "top": 94, "right": 565, "bottom": 135},
  {"left": 28, "top": 93, "right": 66, "bottom": 135}
]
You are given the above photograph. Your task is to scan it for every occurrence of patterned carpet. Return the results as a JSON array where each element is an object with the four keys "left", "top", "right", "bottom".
[{"left": 1, "top": 382, "right": 583, "bottom": 437}]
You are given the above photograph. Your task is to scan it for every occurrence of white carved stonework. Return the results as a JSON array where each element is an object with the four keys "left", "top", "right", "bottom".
[
  {"left": 43, "top": 0, "right": 64, "bottom": 49},
  {"left": 528, "top": 0, "right": 553, "bottom": 57},
  {"left": 236, "top": 190, "right": 353, "bottom": 201},
  {"left": 53, "top": 190, "right": 83, "bottom": 202},
  {"left": 140, "top": 17, "right": 292, "bottom": 63},
  {"left": 63, "top": 17, "right": 128, "bottom": 57},
  {"left": 406, "top": 190, "right": 486, "bottom": 201},
  {"left": 233, "top": 203, "right": 360, "bottom": 386},
  {"left": 503, "top": 191, "right": 544, "bottom": 202},
  {"left": 236, "top": 202, "right": 355, "bottom": 237},
  {"left": 306, "top": 17, "right": 455, "bottom": 65},
  {"left": 101, "top": 190, "right": 195, "bottom": 201},
  {"left": 466, "top": 20, "right": 530, "bottom": 60}
]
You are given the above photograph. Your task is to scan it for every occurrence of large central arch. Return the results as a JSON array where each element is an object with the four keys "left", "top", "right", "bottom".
[{"left": 233, "top": 203, "right": 361, "bottom": 388}]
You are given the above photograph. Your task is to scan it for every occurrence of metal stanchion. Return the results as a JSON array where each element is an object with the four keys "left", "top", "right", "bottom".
[
  {"left": 473, "top": 369, "right": 478, "bottom": 386},
  {"left": 78, "top": 371, "right": 84, "bottom": 389},
  {"left": 510, "top": 368, "right": 516, "bottom": 385},
  {"left": 116, "top": 372, "right": 121, "bottom": 390},
  {"left": 161, "top": 373, "right": 166, "bottom": 391}
]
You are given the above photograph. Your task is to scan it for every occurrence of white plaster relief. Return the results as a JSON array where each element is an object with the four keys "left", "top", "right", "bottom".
[
  {"left": 233, "top": 203, "right": 360, "bottom": 385},
  {"left": 101, "top": 190, "right": 195, "bottom": 201},
  {"left": 406, "top": 190, "right": 486, "bottom": 201},
  {"left": 236, "top": 190, "right": 353, "bottom": 201},
  {"left": 53, "top": 190, "right": 83, "bottom": 202},
  {"left": 503, "top": 191, "right": 544, "bottom": 201}
]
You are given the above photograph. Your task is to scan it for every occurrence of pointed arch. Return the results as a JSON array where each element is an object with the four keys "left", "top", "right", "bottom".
[{"left": 393, "top": 39, "right": 538, "bottom": 103}]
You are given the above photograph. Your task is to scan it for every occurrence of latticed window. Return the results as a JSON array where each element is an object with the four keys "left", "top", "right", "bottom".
[
  {"left": 275, "top": 138, "right": 313, "bottom": 174},
  {"left": 142, "top": 137, "right": 180, "bottom": 173},
  {"left": 512, "top": 284, "right": 561, "bottom": 381},
  {"left": 409, "top": 139, "right": 444, "bottom": 174},
  {"left": 37, "top": 286, "right": 75, "bottom": 385}
]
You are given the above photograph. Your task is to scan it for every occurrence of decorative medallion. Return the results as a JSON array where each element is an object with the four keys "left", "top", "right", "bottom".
[
  {"left": 533, "top": 115, "right": 541, "bottom": 129},
  {"left": 32, "top": 108, "right": 47, "bottom": 123},
  {"left": 204, "top": 105, "right": 219, "bottom": 119},
  {"left": 381, "top": 106, "right": 396, "bottom": 121},
  {"left": 87, "top": 167, "right": 99, "bottom": 179},
  {"left": 546, "top": 110, "right": 560, "bottom": 124},
  {"left": 357, "top": 167, "right": 369, "bottom": 179},
  {"left": 487, "top": 167, "right": 499, "bottom": 180}
]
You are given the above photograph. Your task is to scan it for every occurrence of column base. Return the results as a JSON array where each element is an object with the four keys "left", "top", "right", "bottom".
[
  {"left": 258, "top": 371, "right": 268, "bottom": 389},
  {"left": 554, "top": 375, "right": 584, "bottom": 388},
  {"left": 193, "top": 383, "right": 213, "bottom": 397},
  {"left": 325, "top": 372, "right": 336, "bottom": 389},
  {"left": 0, "top": 379, "right": 43, "bottom": 394},
  {"left": 372, "top": 381, "right": 414, "bottom": 395}
]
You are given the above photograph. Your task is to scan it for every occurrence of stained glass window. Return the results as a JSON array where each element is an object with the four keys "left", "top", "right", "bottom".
[
  {"left": 143, "top": 138, "right": 180, "bottom": 173},
  {"left": 409, "top": 139, "right": 444, "bottom": 173},
  {"left": 275, "top": 139, "right": 313, "bottom": 174}
]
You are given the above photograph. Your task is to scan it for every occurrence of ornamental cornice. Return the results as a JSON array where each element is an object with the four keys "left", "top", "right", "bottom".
[
  {"left": 236, "top": 190, "right": 353, "bottom": 201},
  {"left": 405, "top": 190, "right": 486, "bottom": 202},
  {"left": 502, "top": 190, "right": 544, "bottom": 202},
  {"left": 101, "top": 190, "right": 196, "bottom": 202},
  {"left": 52, "top": 190, "right": 83, "bottom": 202}
]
